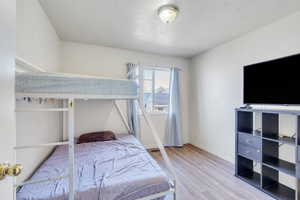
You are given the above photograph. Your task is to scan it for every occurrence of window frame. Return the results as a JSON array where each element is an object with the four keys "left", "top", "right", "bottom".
[{"left": 139, "top": 66, "right": 171, "bottom": 115}]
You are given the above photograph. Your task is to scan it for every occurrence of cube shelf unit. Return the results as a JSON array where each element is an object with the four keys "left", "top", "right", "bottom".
[{"left": 235, "top": 108, "right": 300, "bottom": 200}]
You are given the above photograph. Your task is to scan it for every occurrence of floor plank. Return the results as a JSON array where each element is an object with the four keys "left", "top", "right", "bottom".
[{"left": 150, "top": 144, "right": 273, "bottom": 200}]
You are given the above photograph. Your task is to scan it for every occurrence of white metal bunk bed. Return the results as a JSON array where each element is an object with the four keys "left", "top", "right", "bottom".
[{"left": 14, "top": 58, "right": 177, "bottom": 200}]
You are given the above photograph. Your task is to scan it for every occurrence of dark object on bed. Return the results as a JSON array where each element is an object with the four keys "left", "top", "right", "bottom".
[{"left": 77, "top": 131, "right": 117, "bottom": 144}]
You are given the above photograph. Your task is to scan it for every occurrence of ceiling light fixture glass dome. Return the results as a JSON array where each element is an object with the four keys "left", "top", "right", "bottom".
[{"left": 157, "top": 5, "right": 179, "bottom": 24}]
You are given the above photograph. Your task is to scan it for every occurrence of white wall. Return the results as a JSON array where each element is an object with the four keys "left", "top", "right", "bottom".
[
  {"left": 60, "top": 42, "right": 190, "bottom": 148},
  {"left": 16, "top": 0, "right": 62, "bottom": 182},
  {"left": 189, "top": 11, "right": 300, "bottom": 188},
  {"left": 17, "top": 0, "right": 60, "bottom": 72},
  {"left": 0, "top": 0, "right": 16, "bottom": 198}
]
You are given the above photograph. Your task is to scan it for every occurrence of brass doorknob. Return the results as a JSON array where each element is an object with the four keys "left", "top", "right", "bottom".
[
  {"left": 7, "top": 164, "right": 23, "bottom": 177},
  {"left": 0, "top": 163, "right": 23, "bottom": 180}
]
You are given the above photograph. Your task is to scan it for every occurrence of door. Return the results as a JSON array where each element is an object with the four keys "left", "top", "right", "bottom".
[{"left": 0, "top": 0, "right": 16, "bottom": 199}]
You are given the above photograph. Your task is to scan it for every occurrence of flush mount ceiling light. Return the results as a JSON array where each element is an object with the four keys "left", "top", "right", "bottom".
[{"left": 157, "top": 5, "right": 179, "bottom": 24}]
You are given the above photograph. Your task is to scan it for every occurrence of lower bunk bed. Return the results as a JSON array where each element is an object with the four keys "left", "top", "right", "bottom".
[{"left": 17, "top": 134, "right": 172, "bottom": 200}]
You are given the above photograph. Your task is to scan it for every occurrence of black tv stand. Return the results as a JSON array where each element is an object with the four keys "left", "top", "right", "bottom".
[{"left": 235, "top": 108, "right": 300, "bottom": 200}]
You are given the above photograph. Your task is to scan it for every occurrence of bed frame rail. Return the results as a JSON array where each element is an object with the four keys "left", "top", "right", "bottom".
[{"left": 15, "top": 141, "right": 69, "bottom": 150}]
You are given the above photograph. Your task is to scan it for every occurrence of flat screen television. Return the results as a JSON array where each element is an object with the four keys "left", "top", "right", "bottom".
[{"left": 244, "top": 53, "right": 300, "bottom": 105}]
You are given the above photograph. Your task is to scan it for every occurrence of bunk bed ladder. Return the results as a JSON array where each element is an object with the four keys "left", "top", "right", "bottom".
[{"left": 14, "top": 98, "right": 75, "bottom": 200}]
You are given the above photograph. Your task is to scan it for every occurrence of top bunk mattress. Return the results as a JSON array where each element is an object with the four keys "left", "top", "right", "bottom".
[
  {"left": 16, "top": 134, "right": 171, "bottom": 200},
  {"left": 16, "top": 72, "right": 138, "bottom": 99}
]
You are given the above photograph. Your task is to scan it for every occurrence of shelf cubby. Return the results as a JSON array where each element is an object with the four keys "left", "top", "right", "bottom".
[
  {"left": 263, "top": 155, "right": 296, "bottom": 177},
  {"left": 262, "top": 165, "right": 295, "bottom": 200},
  {"left": 238, "top": 171, "right": 261, "bottom": 189},
  {"left": 264, "top": 183, "right": 295, "bottom": 200},
  {"left": 237, "top": 155, "right": 261, "bottom": 188},
  {"left": 262, "top": 139, "right": 296, "bottom": 177},
  {"left": 237, "top": 111, "right": 253, "bottom": 134},
  {"left": 262, "top": 113, "right": 279, "bottom": 140}
]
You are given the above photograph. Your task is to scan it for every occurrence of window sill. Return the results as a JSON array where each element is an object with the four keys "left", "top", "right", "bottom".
[{"left": 139, "top": 112, "right": 168, "bottom": 116}]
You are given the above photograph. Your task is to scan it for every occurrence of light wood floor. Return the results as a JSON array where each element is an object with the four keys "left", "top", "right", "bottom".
[{"left": 150, "top": 144, "right": 273, "bottom": 200}]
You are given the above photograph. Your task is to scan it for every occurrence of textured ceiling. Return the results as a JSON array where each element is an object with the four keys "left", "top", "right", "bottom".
[{"left": 39, "top": 0, "right": 300, "bottom": 58}]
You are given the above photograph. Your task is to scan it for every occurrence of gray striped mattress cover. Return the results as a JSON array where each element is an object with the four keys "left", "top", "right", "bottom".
[
  {"left": 16, "top": 72, "right": 138, "bottom": 97},
  {"left": 16, "top": 134, "right": 170, "bottom": 200}
]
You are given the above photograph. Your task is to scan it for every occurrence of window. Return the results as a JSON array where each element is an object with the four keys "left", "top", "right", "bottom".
[{"left": 141, "top": 67, "right": 170, "bottom": 113}]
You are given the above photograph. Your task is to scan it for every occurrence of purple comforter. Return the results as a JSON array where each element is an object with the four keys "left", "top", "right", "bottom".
[{"left": 17, "top": 135, "right": 170, "bottom": 200}]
